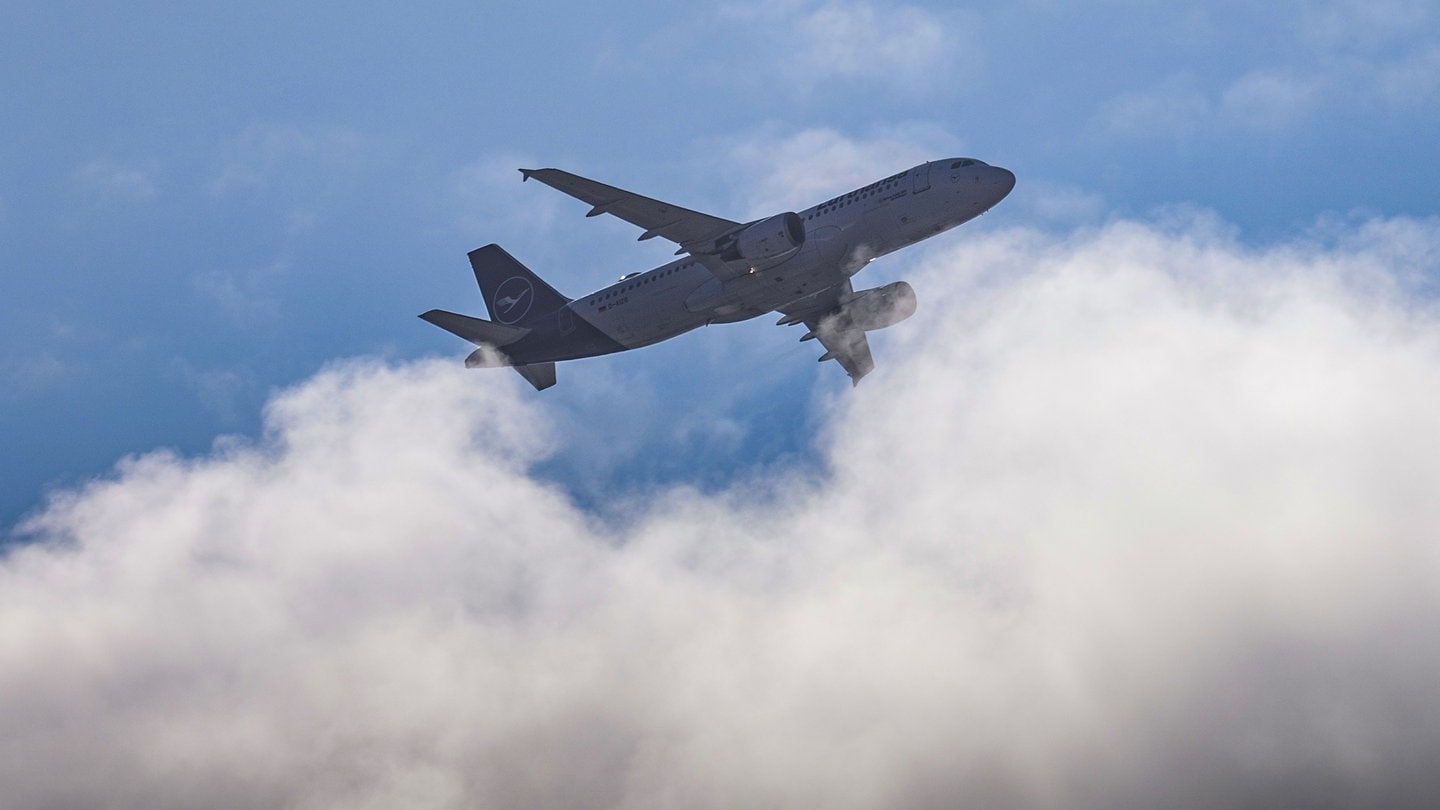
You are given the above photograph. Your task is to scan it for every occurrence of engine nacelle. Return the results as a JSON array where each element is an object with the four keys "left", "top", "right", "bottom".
[
  {"left": 839, "top": 281, "right": 917, "bottom": 332},
  {"left": 727, "top": 212, "right": 805, "bottom": 261}
]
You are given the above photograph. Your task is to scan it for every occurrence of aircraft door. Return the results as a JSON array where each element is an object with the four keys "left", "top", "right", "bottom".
[
  {"left": 912, "top": 162, "right": 931, "bottom": 194},
  {"left": 558, "top": 307, "right": 575, "bottom": 335}
]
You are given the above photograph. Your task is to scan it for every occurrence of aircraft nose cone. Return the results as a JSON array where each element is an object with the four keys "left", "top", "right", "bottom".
[{"left": 993, "top": 166, "right": 1016, "bottom": 198}]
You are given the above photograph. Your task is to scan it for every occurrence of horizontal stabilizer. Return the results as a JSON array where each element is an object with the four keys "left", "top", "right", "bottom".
[
  {"left": 513, "top": 362, "right": 556, "bottom": 391},
  {"left": 419, "top": 309, "right": 530, "bottom": 348}
]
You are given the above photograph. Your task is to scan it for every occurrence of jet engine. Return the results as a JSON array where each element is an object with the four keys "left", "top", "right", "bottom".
[
  {"left": 723, "top": 212, "right": 806, "bottom": 261},
  {"left": 838, "top": 281, "right": 917, "bottom": 332}
]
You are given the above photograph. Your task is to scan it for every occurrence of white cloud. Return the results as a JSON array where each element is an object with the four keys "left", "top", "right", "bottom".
[
  {"left": 1374, "top": 44, "right": 1440, "bottom": 109},
  {"left": 1094, "top": 3, "right": 1440, "bottom": 143},
  {"left": 167, "top": 359, "right": 258, "bottom": 427},
  {"left": 1011, "top": 180, "right": 1107, "bottom": 228},
  {"left": 716, "top": 124, "right": 959, "bottom": 216},
  {"left": 2, "top": 354, "right": 67, "bottom": 399},
  {"left": 210, "top": 123, "right": 366, "bottom": 196},
  {"left": 451, "top": 153, "right": 564, "bottom": 242},
  {"left": 73, "top": 159, "right": 157, "bottom": 199},
  {"left": 190, "top": 256, "right": 287, "bottom": 326},
  {"left": 1097, "top": 57, "right": 1436, "bottom": 141},
  {"left": 7, "top": 215, "right": 1440, "bottom": 807},
  {"left": 718, "top": 0, "right": 977, "bottom": 99},
  {"left": 1093, "top": 76, "right": 1212, "bottom": 142},
  {"left": 1297, "top": 0, "right": 1432, "bottom": 48},
  {"left": 1, "top": 320, "right": 90, "bottom": 399},
  {"left": 1219, "top": 70, "right": 1322, "bottom": 131}
]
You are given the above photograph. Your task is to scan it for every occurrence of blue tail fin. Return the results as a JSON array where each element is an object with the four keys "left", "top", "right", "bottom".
[{"left": 467, "top": 244, "right": 570, "bottom": 327}]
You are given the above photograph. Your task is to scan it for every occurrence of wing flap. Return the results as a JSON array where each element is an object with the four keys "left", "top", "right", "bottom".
[
  {"left": 520, "top": 168, "right": 739, "bottom": 252},
  {"left": 777, "top": 279, "right": 875, "bottom": 385},
  {"left": 813, "top": 327, "right": 874, "bottom": 385}
]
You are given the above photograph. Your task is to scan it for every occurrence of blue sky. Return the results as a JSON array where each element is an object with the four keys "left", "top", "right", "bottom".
[
  {"left": 5, "top": 0, "right": 1438, "bottom": 528},
  {"left": 6, "top": 3, "right": 1440, "bottom": 805}
]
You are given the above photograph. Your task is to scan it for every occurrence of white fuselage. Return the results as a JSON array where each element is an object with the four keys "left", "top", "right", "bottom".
[{"left": 567, "top": 159, "right": 1015, "bottom": 350}]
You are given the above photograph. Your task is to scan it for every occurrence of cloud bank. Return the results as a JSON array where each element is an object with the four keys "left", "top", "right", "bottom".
[{"left": 6, "top": 215, "right": 1440, "bottom": 808}]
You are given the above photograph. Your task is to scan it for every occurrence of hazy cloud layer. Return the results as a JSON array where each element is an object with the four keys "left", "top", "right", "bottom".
[
  {"left": 73, "top": 159, "right": 157, "bottom": 200},
  {"left": 209, "top": 123, "right": 368, "bottom": 197},
  {"left": 719, "top": 124, "right": 959, "bottom": 216},
  {"left": 718, "top": 0, "right": 975, "bottom": 99},
  {"left": 1094, "top": 0, "right": 1439, "bottom": 141},
  {"left": 1296, "top": 0, "right": 1431, "bottom": 48},
  {"left": 6, "top": 216, "right": 1440, "bottom": 808}
]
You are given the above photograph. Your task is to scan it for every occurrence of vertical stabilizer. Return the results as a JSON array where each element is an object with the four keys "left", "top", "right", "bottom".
[{"left": 467, "top": 244, "right": 570, "bottom": 328}]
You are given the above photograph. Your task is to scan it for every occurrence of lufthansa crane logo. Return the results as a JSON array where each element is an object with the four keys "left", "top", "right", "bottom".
[{"left": 492, "top": 276, "right": 535, "bottom": 324}]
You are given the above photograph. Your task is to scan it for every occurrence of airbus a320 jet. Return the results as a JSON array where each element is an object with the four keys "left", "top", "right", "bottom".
[{"left": 422, "top": 158, "right": 1015, "bottom": 389}]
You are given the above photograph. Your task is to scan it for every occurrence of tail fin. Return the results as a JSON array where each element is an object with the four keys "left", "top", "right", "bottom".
[{"left": 468, "top": 244, "right": 570, "bottom": 327}]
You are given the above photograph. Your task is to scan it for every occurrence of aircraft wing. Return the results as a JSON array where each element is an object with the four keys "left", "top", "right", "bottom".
[
  {"left": 812, "top": 324, "right": 875, "bottom": 385},
  {"left": 778, "top": 280, "right": 876, "bottom": 385},
  {"left": 520, "top": 168, "right": 740, "bottom": 254}
]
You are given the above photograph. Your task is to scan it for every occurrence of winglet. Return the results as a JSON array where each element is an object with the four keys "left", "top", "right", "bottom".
[{"left": 519, "top": 168, "right": 535, "bottom": 181}]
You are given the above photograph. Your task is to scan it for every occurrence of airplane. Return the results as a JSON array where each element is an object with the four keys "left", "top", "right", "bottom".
[{"left": 421, "top": 157, "right": 1015, "bottom": 390}]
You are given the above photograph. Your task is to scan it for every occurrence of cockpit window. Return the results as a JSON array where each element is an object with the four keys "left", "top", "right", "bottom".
[{"left": 951, "top": 159, "right": 976, "bottom": 168}]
